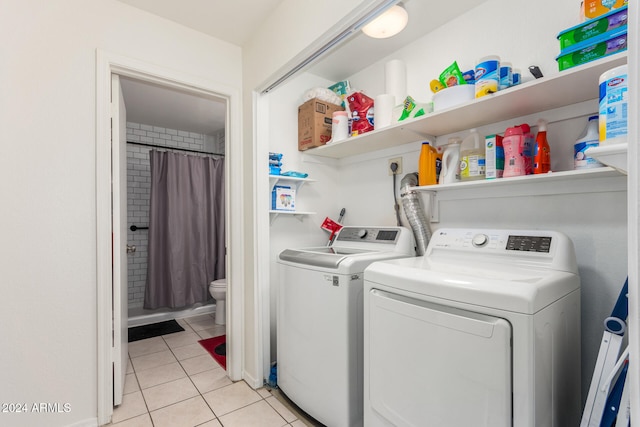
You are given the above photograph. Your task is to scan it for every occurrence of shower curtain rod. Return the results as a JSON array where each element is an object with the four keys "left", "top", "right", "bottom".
[{"left": 126, "top": 140, "right": 225, "bottom": 157}]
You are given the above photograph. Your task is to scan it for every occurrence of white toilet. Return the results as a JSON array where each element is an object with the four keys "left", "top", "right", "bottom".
[{"left": 209, "top": 279, "right": 227, "bottom": 325}]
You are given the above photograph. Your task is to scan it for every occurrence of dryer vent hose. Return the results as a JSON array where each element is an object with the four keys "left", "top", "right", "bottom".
[{"left": 400, "top": 173, "right": 431, "bottom": 256}]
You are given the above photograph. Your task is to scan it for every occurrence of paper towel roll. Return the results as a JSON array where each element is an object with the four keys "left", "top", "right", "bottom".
[
  {"left": 385, "top": 59, "right": 407, "bottom": 106},
  {"left": 374, "top": 94, "right": 395, "bottom": 130}
]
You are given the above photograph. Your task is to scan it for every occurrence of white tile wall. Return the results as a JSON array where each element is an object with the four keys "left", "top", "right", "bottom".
[{"left": 126, "top": 122, "right": 225, "bottom": 307}]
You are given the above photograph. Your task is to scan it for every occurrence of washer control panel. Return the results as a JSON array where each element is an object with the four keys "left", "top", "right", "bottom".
[{"left": 337, "top": 227, "right": 399, "bottom": 243}]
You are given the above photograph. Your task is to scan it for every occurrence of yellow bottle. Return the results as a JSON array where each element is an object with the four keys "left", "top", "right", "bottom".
[{"left": 418, "top": 142, "right": 438, "bottom": 186}]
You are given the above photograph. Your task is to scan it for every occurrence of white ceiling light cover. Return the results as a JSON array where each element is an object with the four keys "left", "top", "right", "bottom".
[{"left": 362, "top": 4, "right": 409, "bottom": 39}]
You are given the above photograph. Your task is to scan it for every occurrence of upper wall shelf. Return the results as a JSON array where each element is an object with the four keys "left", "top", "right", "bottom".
[{"left": 305, "top": 53, "right": 628, "bottom": 159}]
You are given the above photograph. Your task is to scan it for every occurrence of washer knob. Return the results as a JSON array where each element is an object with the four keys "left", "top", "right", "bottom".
[
  {"left": 472, "top": 234, "right": 489, "bottom": 247},
  {"left": 357, "top": 229, "right": 368, "bottom": 238}
]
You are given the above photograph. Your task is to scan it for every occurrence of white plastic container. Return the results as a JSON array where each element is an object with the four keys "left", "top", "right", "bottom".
[
  {"left": 331, "top": 111, "right": 350, "bottom": 142},
  {"left": 475, "top": 55, "right": 500, "bottom": 98},
  {"left": 432, "top": 85, "right": 475, "bottom": 111},
  {"left": 598, "top": 64, "right": 628, "bottom": 145},
  {"left": 575, "top": 115, "right": 604, "bottom": 169},
  {"left": 499, "top": 62, "right": 512, "bottom": 90},
  {"left": 459, "top": 129, "right": 485, "bottom": 180}
]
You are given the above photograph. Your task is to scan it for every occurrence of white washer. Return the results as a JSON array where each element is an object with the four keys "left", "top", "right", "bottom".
[
  {"left": 363, "top": 228, "right": 582, "bottom": 427},
  {"left": 277, "top": 226, "right": 415, "bottom": 427}
]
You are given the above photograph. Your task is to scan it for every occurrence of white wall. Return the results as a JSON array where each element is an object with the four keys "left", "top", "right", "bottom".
[
  {"left": 266, "top": 72, "right": 345, "bottom": 361},
  {"left": 242, "top": 0, "right": 385, "bottom": 385},
  {"left": 0, "top": 1, "right": 241, "bottom": 426},
  {"left": 268, "top": 0, "right": 628, "bottom": 404}
]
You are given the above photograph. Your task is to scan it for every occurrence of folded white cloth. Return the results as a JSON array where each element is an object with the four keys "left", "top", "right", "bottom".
[{"left": 302, "top": 87, "right": 342, "bottom": 106}]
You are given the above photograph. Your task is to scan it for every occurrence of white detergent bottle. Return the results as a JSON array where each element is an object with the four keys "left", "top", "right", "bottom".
[
  {"left": 440, "top": 137, "right": 462, "bottom": 184},
  {"left": 575, "top": 115, "right": 603, "bottom": 169},
  {"left": 459, "top": 128, "right": 485, "bottom": 181}
]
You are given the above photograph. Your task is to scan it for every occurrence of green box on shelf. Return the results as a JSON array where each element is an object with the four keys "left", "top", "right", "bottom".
[
  {"left": 557, "top": 6, "right": 627, "bottom": 50},
  {"left": 556, "top": 26, "right": 627, "bottom": 71}
]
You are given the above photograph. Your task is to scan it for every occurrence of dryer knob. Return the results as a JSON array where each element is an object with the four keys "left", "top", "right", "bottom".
[
  {"left": 472, "top": 234, "right": 489, "bottom": 247},
  {"left": 357, "top": 229, "right": 368, "bottom": 238}
]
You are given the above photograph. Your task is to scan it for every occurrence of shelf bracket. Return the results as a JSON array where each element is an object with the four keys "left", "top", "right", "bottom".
[
  {"left": 426, "top": 191, "right": 439, "bottom": 223},
  {"left": 269, "top": 213, "right": 279, "bottom": 225},
  {"left": 400, "top": 128, "right": 436, "bottom": 144}
]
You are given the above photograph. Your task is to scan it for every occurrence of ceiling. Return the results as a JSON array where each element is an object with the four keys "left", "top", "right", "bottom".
[
  {"left": 308, "top": 0, "right": 482, "bottom": 82},
  {"left": 117, "top": 0, "right": 284, "bottom": 46},
  {"left": 116, "top": 0, "right": 482, "bottom": 135},
  {"left": 120, "top": 77, "right": 226, "bottom": 136}
]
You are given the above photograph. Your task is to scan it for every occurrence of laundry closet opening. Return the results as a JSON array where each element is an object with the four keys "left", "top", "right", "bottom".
[{"left": 119, "top": 76, "right": 228, "bottom": 327}]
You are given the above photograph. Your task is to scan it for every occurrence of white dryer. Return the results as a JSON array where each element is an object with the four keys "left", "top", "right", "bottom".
[
  {"left": 277, "top": 226, "right": 415, "bottom": 427},
  {"left": 363, "top": 228, "right": 581, "bottom": 427}
]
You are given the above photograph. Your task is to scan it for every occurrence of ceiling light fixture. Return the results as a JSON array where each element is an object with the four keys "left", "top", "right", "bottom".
[{"left": 362, "top": 4, "right": 408, "bottom": 39}]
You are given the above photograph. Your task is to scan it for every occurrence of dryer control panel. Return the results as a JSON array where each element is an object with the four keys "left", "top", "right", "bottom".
[{"left": 427, "top": 228, "right": 577, "bottom": 273}]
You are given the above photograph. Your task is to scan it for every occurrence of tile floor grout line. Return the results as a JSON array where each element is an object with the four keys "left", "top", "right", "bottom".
[{"left": 115, "top": 313, "right": 313, "bottom": 426}]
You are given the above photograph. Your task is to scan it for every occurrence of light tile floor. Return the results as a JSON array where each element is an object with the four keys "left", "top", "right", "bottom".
[{"left": 107, "top": 313, "right": 321, "bottom": 427}]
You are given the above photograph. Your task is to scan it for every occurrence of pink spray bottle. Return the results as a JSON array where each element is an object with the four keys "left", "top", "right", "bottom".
[{"left": 502, "top": 125, "right": 526, "bottom": 177}]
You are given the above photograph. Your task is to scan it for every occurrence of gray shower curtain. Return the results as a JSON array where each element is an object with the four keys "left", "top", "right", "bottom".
[{"left": 144, "top": 150, "right": 225, "bottom": 309}]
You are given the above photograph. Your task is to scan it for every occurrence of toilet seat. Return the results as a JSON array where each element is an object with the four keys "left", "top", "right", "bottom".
[{"left": 210, "top": 279, "right": 226, "bottom": 289}]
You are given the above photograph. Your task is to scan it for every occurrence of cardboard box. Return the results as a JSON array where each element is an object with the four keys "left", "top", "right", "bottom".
[
  {"left": 555, "top": 26, "right": 627, "bottom": 71},
  {"left": 298, "top": 98, "right": 344, "bottom": 151},
  {"left": 485, "top": 134, "right": 504, "bottom": 179},
  {"left": 272, "top": 185, "right": 296, "bottom": 211},
  {"left": 584, "top": 0, "right": 627, "bottom": 19}
]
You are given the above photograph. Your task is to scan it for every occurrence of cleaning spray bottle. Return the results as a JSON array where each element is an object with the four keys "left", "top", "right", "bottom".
[
  {"left": 418, "top": 141, "right": 438, "bottom": 186},
  {"left": 533, "top": 119, "right": 551, "bottom": 174},
  {"left": 502, "top": 125, "right": 525, "bottom": 177},
  {"left": 459, "top": 128, "right": 485, "bottom": 181}
]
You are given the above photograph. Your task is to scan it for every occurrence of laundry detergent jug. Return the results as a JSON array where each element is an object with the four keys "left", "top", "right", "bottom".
[
  {"left": 459, "top": 129, "right": 485, "bottom": 181},
  {"left": 418, "top": 142, "right": 438, "bottom": 186},
  {"left": 440, "top": 138, "right": 461, "bottom": 184}
]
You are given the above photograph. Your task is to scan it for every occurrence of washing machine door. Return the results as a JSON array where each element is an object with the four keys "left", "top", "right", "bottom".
[{"left": 367, "top": 289, "right": 512, "bottom": 427}]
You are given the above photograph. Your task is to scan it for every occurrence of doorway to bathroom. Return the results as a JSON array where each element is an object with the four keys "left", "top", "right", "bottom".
[
  {"left": 96, "top": 50, "right": 244, "bottom": 425},
  {"left": 120, "top": 76, "right": 227, "bottom": 326}
]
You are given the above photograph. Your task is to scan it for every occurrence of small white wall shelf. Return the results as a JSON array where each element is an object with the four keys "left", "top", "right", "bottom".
[
  {"left": 269, "top": 210, "right": 316, "bottom": 224},
  {"left": 269, "top": 175, "right": 317, "bottom": 223},
  {"left": 305, "top": 54, "right": 628, "bottom": 159},
  {"left": 269, "top": 175, "right": 316, "bottom": 192}
]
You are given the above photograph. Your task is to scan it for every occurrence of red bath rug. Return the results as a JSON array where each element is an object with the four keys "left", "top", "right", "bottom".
[{"left": 199, "top": 335, "right": 226, "bottom": 369}]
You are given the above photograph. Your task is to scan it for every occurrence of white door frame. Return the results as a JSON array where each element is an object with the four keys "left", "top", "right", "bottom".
[{"left": 96, "top": 49, "right": 244, "bottom": 425}]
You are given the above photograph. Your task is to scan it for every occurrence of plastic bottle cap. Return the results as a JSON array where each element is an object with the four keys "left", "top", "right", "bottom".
[
  {"left": 505, "top": 126, "right": 523, "bottom": 137},
  {"left": 537, "top": 119, "right": 547, "bottom": 132}
]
